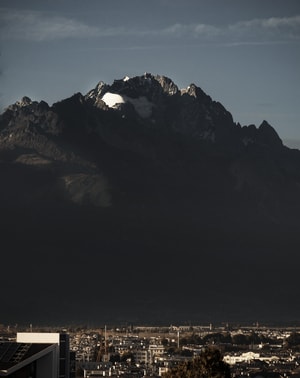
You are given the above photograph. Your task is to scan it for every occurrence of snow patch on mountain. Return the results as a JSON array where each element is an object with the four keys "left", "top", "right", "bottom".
[
  {"left": 101, "top": 92, "right": 125, "bottom": 108},
  {"left": 101, "top": 92, "right": 153, "bottom": 118}
]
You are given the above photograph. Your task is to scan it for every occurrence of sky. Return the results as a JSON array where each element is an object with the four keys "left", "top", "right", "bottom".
[{"left": 0, "top": 0, "right": 299, "bottom": 146}]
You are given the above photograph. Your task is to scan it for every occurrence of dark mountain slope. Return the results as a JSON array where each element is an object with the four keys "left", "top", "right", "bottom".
[{"left": 0, "top": 73, "right": 299, "bottom": 325}]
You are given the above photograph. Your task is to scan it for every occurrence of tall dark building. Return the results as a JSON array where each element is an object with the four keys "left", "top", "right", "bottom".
[{"left": 0, "top": 332, "right": 71, "bottom": 377}]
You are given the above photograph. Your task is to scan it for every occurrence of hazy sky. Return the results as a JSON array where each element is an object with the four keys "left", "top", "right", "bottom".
[{"left": 0, "top": 0, "right": 299, "bottom": 146}]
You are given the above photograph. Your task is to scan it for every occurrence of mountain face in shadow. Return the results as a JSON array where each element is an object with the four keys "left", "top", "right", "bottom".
[{"left": 1, "top": 73, "right": 299, "bottom": 325}]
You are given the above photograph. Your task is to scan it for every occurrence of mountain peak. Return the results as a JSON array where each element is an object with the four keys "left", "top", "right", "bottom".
[
  {"left": 6, "top": 96, "right": 33, "bottom": 111},
  {"left": 1, "top": 73, "right": 288, "bottom": 154},
  {"left": 151, "top": 74, "right": 179, "bottom": 95},
  {"left": 258, "top": 120, "right": 283, "bottom": 149},
  {"left": 86, "top": 73, "right": 179, "bottom": 102},
  {"left": 18, "top": 96, "right": 33, "bottom": 107},
  {"left": 84, "top": 73, "right": 181, "bottom": 119}
]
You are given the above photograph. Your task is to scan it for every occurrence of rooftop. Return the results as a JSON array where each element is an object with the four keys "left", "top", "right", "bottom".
[{"left": 0, "top": 342, "right": 55, "bottom": 373}]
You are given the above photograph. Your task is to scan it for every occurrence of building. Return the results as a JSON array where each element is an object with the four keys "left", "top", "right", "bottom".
[
  {"left": 134, "top": 348, "right": 150, "bottom": 365},
  {"left": 0, "top": 341, "right": 59, "bottom": 377},
  {"left": 148, "top": 345, "right": 165, "bottom": 364},
  {"left": 0, "top": 332, "right": 73, "bottom": 378}
]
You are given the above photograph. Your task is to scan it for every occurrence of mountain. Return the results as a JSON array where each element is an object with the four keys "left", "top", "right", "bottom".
[{"left": 1, "top": 73, "right": 300, "bottom": 325}]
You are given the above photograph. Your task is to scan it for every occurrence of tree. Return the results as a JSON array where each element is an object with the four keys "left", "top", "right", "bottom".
[
  {"left": 286, "top": 332, "right": 300, "bottom": 349},
  {"left": 203, "top": 332, "right": 232, "bottom": 345},
  {"left": 162, "top": 347, "right": 231, "bottom": 378},
  {"left": 231, "top": 333, "right": 247, "bottom": 345},
  {"left": 76, "top": 366, "right": 84, "bottom": 377}
]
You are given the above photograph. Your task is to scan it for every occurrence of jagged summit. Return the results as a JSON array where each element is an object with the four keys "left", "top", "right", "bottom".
[
  {"left": 16, "top": 96, "right": 33, "bottom": 107},
  {"left": 86, "top": 73, "right": 179, "bottom": 105},
  {"left": 1, "top": 73, "right": 288, "bottom": 152},
  {"left": 86, "top": 73, "right": 208, "bottom": 104},
  {"left": 80, "top": 73, "right": 239, "bottom": 146},
  {"left": 1, "top": 73, "right": 291, "bottom": 155},
  {"left": 85, "top": 74, "right": 182, "bottom": 120},
  {"left": 258, "top": 120, "right": 283, "bottom": 148}
]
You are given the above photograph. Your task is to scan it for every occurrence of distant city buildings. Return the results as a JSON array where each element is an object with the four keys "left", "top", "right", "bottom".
[{"left": 0, "top": 324, "right": 300, "bottom": 377}]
